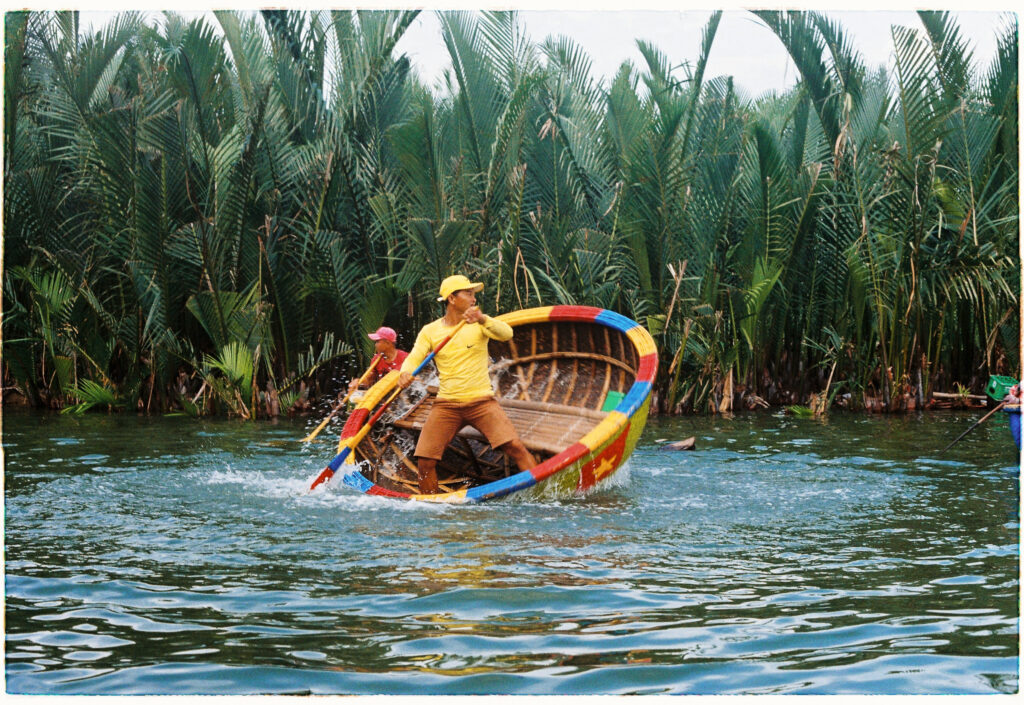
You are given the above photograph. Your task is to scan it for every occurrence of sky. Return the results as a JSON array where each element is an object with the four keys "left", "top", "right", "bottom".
[
  {"left": 394, "top": 9, "right": 1010, "bottom": 96},
  {"left": 74, "top": 4, "right": 1013, "bottom": 96}
]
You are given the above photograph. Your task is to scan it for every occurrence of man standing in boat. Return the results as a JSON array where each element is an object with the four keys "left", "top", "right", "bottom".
[
  {"left": 348, "top": 326, "right": 408, "bottom": 392},
  {"left": 398, "top": 274, "right": 536, "bottom": 494}
]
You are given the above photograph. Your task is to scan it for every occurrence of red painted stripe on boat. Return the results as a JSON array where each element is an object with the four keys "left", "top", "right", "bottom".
[
  {"left": 636, "top": 352, "right": 658, "bottom": 382},
  {"left": 529, "top": 442, "right": 589, "bottom": 482},
  {"left": 549, "top": 305, "right": 601, "bottom": 322},
  {"left": 340, "top": 408, "right": 369, "bottom": 439},
  {"left": 368, "top": 485, "right": 410, "bottom": 498}
]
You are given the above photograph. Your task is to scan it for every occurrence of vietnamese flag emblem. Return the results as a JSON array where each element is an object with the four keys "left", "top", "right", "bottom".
[{"left": 578, "top": 422, "right": 629, "bottom": 490}]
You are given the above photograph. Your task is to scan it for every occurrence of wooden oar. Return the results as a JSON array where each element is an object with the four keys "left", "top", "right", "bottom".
[
  {"left": 940, "top": 400, "right": 1006, "bottom": 454},
  {"left": 301, "top": 353, "right": 382, "bottom": 443},
  {"left": 309, "top": 320, "right": 467, "bottom": 491}
]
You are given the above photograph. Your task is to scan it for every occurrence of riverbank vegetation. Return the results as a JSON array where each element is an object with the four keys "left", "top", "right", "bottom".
[{"left": 3, "top": 10, "right": 1018, "bottom": 416}]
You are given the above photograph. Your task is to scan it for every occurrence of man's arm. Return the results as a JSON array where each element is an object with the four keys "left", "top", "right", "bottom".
[
  {"left": 463, "top": 306, "right": 512, "bottom": 340},
  {"left": 398, "top": 328, "right": 432, "bottom": 388},
  {"left": 348, "top": 355, "right": 382, "bottom": 391},
  {"left": 477, "top": 313, "right": 513, "bottom": 342}
]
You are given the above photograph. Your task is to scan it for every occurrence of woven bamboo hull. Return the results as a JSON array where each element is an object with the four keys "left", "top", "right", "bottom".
[{"left": 333, "top": 306, "right": 657, "bottom": 503}]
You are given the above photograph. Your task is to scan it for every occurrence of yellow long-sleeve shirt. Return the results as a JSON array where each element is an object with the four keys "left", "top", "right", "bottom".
[{"left": 400, "top": 316, "right": 513, "bottom": 401}]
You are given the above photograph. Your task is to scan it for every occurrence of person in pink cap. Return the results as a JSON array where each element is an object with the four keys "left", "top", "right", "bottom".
[{"left": 348, "top": 326, "right": 408, "bottom": 392}]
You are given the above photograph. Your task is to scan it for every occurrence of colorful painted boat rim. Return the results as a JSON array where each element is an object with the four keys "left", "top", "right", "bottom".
[{"left": 334, "top": 305, "right": 657, "bottom": 503}]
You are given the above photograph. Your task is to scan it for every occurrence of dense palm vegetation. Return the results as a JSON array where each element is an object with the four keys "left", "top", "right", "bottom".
[{"left": 3, "top": 9, "right": 1018, "bottom": 416}]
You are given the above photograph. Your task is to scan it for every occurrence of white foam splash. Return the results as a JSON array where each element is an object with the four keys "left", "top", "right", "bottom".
[
  {"left": 204, "top": 467, "right": 312, "bottom": 499},
  {"left": 199, "top": 464, "right": 450, "bottom": 512}
]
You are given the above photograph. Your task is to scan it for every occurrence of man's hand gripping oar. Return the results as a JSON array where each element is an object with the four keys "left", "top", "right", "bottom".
[{"left": 308, "top": 321, "right": 467, "bottom": 491}]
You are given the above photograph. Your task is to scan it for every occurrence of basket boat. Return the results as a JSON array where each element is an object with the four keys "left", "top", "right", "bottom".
[{"left": 332, "top": 306, "right": 657, "bottom": 503}]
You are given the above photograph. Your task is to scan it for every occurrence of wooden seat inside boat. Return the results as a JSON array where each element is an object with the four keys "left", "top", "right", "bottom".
[{"left": 392, "top": 395, "right": 605, "bottom": 456}]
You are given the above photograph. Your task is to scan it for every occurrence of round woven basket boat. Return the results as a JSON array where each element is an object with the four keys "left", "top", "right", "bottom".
[{"left": 333, "top": 305, "right": 657, "bottom": 503}]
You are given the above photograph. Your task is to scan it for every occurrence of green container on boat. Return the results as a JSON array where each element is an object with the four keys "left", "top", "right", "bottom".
[
  {"left": 985, "top": 375, "right": 1018, "bottom": 401},
  {"left": 601, "top": 390, "right": 626, "bottom": 412}
]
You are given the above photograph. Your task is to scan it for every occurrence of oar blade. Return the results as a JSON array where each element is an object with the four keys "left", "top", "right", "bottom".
[
  {"left": 309, "top": 467, "right": 335, "bottom": 491},
  {"left": 309, "top": 444, "right": 356, "bottom": 491}
]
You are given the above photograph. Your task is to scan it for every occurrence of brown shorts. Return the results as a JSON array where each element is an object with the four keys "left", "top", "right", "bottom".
[{"left": 414, "top": 397, "right": 519, "bottom": 460}]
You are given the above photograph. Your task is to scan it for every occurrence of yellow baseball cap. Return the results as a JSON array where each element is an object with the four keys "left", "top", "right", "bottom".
[{"left": 437, "top": 274, "right": 484, "bottom": 301}]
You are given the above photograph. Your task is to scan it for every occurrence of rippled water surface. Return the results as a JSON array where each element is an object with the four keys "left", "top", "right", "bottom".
[{"left": 3, "top": 408, "right": 1019, "bottom": 694}]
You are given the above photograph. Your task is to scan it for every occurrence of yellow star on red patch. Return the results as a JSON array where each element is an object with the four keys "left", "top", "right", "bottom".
[{"left": 593, "top": 454, "right": 619, "bottom": 481}]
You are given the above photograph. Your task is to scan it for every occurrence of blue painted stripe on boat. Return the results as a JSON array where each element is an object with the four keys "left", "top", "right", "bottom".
[
  {"left": 617, "top": 381, "right": 652, "bottom": 417},
  {"left": 465, "top": 471, "right": 537, "bottom": 502},
  {"left": 327, "top": 445, "right": 353, "bottom": 472},
  {"left": 594, "top": 309, "right": 638, "bottom": 334},
  {"left": 341, "top": 471, "right": 373, "bottom": 492}
]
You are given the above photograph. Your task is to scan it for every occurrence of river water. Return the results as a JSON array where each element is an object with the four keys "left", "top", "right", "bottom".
[{"left": 3, "top": 407, "right": 1019, "bottom": 695}]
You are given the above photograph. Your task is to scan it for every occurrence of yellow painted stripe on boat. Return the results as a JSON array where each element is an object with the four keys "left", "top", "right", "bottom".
[
  {"left": 410, "top": 489, "right": 469, "bottom": 503},
  {"left": 625, "top": 325, "right": 657, "bottom": 357},
  {"left": 495, "top": 307, "right": 554, "bottom": 327},
  {"left": 578, "top": 411, "right": 629, "bottom": 452}
]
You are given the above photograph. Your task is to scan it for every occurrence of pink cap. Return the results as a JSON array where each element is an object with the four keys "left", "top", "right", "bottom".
[{"left": 368, "top": 326, "right": 397, "bottom": 343}]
